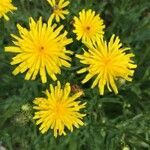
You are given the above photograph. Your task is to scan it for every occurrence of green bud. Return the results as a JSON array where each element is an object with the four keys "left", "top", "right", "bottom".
[
  {"left": 21, "top": 103, "right": 31, "bottom": 112},
  {"left": 122, "top": 146, "right": 130, "bottom": 150}
]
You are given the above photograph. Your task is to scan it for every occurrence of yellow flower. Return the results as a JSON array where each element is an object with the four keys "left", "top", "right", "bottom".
[
  {"left": 0, "top": 0, "right": 17, "bottom": 21},
  {"left": 33, "top": 81, "right": 86, "bottom": 137},
  {"left": 76, "top": 34, "right": 137, "bottom": 95},
  {"left": 47, "top": 0, "right": 70, "bottom": 22},
  {"left": 73, "top": 9, "right": 105, "bottom": 43},
  {"left": 5, "top": 16, "right": 73, "bottom": 83}
]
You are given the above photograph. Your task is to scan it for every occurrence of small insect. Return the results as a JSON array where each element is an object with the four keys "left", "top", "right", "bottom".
[{"left": 71, "top": 84, "right": 85, "bottom": 96}]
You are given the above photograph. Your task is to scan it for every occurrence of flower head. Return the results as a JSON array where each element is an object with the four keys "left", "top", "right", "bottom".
[
  {"left": 33, "top": 81, "right": 86, "bottom": 137},
  {"left": 73, "top": 9, "right": 105, "bottom": 43},
  {"left": 0, "top": 0, "right": 17, "bottom": 21},
  {"left": 47, "top": 0, "right": 70, "bottom": 22},
  {"left": 5, "top": 16, "right": 73, "bottom": 83},
  {"left": 76, "top": 34, "right": 137, "bottom": 95}
]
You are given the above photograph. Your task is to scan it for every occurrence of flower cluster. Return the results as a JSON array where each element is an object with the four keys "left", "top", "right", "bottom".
[{"left": 2, "top": 0, "right": 137, "bottom": 137}]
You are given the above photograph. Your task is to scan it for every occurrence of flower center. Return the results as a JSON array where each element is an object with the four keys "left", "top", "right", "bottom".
[
  {"left": 86, "top": 26, "right": 91, "bottom": 31},
  {"left": 39, "top": 46, "right": 44, "bottom": 52},
  {"left": 103, "top": 57, "right": 112, "bottom": 67},
  {"left": 40, "top": 46, "right": 44, "bottom": 50},
  {"left": 54, "top": 5, "right": 59, "bottom": 10},
  {"left": 53, "top": 5, "right": 61, "bottom": 14},
  {"left": 84, "top": 26, "right": 91, "bottom": 35},
  {"left": 54, "top": 102, "right": 66, "bottom": 118}
]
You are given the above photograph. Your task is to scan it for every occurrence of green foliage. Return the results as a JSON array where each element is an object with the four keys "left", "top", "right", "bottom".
[{"left": 0, "top": 0, "right": 150, "bottom": 149}]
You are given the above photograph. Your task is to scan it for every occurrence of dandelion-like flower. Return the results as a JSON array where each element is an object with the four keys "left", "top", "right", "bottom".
[
  {"left": 73, "top": 9, "right": 105, "bottom": 43},
  {"left": 33, "top": 81, "right": 86, "bottom": 137},
  {"left": 47, "top": 0, "right": 69, "bottom": 22},
  {"left": 5, "top": 17, "right": 73, "bottom": 83},
  {"left": 76, "top": 34, "right": 137, "bottom": 95},
  {"left": 0, "top": 0, "right": 17, "bottom": 21}
]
